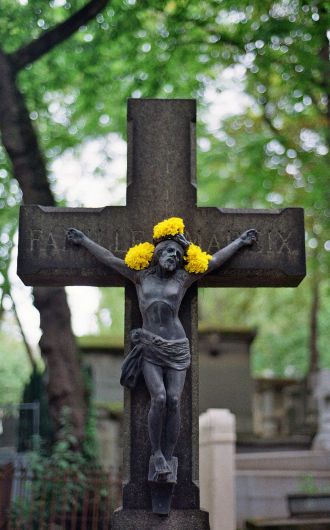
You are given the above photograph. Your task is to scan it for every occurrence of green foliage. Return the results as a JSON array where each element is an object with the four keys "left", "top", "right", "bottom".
[
  {"left": 0, "top": 314, "right": 32, "bottom": 405},
  {"left": 10, "top": 409, "right": 113, "bottom": 529},
  {"left": 0, "top": 172, "right": 20, "bottom": 311},
  {"left": 94, "top": 401, "right": 124, "bottom": 416},
  {"left": 96, "top": 287, "right": 125, "bottom": 338},
  {"left": 39, "top": 406, "right": 99, "bottom": 465}
]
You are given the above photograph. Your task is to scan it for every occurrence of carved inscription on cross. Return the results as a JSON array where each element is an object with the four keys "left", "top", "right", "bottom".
[{"left": 18, "top": 99, "right": 305, "bottom": 522}]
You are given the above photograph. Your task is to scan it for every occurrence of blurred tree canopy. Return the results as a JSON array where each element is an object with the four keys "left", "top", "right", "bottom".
[
  {"left": 0, "top": 0, "right": 329, "bottom": 403},
  {"left": 0, "top": 314, "right": 32, "bottom": 405}
]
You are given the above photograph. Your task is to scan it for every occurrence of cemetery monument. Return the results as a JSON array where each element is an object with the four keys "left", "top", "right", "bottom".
[{"left": 18, "top": 99, "right": 306, "bottom": 528}]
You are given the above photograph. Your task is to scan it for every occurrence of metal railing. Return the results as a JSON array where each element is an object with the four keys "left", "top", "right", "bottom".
[{"left": 1, "top": 464, "right": 121, "bottom": 530}]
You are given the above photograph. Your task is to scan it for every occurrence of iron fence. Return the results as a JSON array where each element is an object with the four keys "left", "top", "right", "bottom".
[{"left": 1, "top": 464, "right": 121, "bottom": 530}]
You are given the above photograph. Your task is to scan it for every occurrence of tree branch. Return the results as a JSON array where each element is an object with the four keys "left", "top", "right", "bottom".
[
  {"left": 0, "top": 48, "right": 54, "bottom": 204},
  {"left": 10, "top": 0, "right": 110, "bottom": 72}
]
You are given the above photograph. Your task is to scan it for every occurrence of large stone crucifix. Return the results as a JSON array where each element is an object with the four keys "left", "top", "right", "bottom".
[{"left": 18, "top": 99, "right": 305, "bottom": 528}]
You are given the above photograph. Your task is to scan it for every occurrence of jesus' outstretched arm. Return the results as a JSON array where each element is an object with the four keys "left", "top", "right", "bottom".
[
  {"left": 207, "top": 229, "right": 257, "bottom": 273},
  {"left": 184, "top": 229, "right": 257, "bottom": 287},
  {"left": 66, "top": 228, "right": 137, "bottom": 283}
]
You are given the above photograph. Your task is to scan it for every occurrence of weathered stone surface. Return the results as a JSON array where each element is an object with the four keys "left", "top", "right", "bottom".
[
  {"left": 18, "top": 99, "right": 305, "bottom": 288},
  {"left": 18, "top": 205, "right": 305, "bottom": 287},
  {"left": 112, "top": 508, "right": 210, "bottom": 529}
]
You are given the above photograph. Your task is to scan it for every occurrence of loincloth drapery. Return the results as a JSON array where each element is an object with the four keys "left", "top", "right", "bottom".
[{"left": 120, "top": 328, "right": 190, "bottom": 389}]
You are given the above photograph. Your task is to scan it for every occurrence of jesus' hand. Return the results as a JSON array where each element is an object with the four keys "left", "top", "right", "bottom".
[
  {"left": 67, "top": 228, "right": 86, "bottom": 245},
  {"left": 239, "top": 229, "right": 258, "bottom": 246}
]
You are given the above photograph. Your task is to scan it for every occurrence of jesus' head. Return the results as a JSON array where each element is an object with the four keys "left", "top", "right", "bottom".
[{"left": 154, "top": 240, "right": 184, "bottom": 272}]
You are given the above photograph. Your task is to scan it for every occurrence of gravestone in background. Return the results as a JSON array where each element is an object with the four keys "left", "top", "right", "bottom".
[
  {"left": 82, "top": 339, "right": 123, "bottom": 470},
  {"left": 199, "top": 327, "right": 256, "bottom": 437},
  {"left": 82, "top": 339, "right": 124, "bottom": 404}
]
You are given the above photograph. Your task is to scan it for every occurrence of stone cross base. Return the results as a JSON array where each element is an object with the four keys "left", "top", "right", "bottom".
[
  {"left": 112, "top": 508, "right": 210, "bottom": 529},
  {"left": 148, "top": 456, "right": 178, "bottom": 515}
]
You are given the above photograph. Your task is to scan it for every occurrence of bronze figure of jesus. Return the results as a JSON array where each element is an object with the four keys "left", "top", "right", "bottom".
[{"left": 67, "top": 222, "right": 257, "bottom": 482}]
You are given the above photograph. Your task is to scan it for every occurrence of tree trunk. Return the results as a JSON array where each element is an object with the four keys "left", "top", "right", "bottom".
[
  {"left": 33, "top": 287, "right": 86, "bottom": 446},
  {"left": 0, "top": 48, "right": 86, "bottom": 448}
]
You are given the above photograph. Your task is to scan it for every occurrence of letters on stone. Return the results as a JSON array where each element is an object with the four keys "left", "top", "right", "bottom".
[{"left": 27, "top": 226, "right": 298, "bottom": 258}]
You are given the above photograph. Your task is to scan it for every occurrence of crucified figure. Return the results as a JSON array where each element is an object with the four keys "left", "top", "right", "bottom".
[{"left": 67, "top": 226, "right": 257, "bottom": 482}]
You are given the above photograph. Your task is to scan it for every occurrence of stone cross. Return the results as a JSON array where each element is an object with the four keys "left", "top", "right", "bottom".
[{"left": 17, "top": 99, "right": 305, "bottom": 528}]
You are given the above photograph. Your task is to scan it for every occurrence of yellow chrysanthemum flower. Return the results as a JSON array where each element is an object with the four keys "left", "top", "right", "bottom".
[
  {"left": 153, "top": 217, "right": 185, "bottom": 240},
  {"left": 125, "top": 242, "right": 155, "bottom": 270},
  {"left": 184, "top": 244, "right": 212, "bottom": 274}
]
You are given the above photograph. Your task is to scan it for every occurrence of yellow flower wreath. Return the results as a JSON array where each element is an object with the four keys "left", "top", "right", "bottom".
[
  {"left": 124, "top": 242, "right": 155, "bottom": 270},
  {"left": 125, "top": 217, "right": 212, "bottom": 274},
  {"left": 153, "top": 217, "right": 185, "bottom": 240},
  {"left": 184, "top": 244, "right": 212, "bottom": 274}
]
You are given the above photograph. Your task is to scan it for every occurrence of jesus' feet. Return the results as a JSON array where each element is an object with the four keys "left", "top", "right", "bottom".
[{"left": 153, "top": 450, "right": 171, "bottom": 480}]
